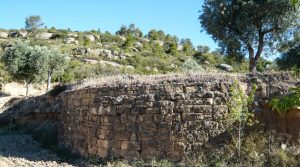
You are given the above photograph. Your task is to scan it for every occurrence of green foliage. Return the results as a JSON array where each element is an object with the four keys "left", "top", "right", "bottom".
[
  {"left": 181, "top": 58, "right": 203, "bottom": 72},
  {"left": 122, "top": 34, "right": 136, "bottom": 49},
  {"left": 226, "top": 80, "right": 257, "bottom": 158},
  {"left": 147, "top": 29, "right": 166, "bottom": 41},
  {"left": 276, "top": 44, "right": 300, "bottom": 71},
  {"left": 2, "top": 41, "right": 48, "bottom": 84},
  {"left": 227, "top": 80, "right": 257, "bottom": 126},
  {"left": 116, "top": 24, "right": 143, "bottom": 38},
  {"left": 193, "top": 51, "right": 223, "bottom": 67},
  {"left": 50, "top": 29, "right": 68, "bottom": 39},
  {"left": 199, "top": 0, "right": 300, "bottom": 71},
  {"left": 25, "top": 15, "right": 44, "bottom": 31},
  {"left": 270, "top": 86, "right": 300, "bottom": 114},
  {"left": 47, "top": 47, "right": 69, "bottom": 75}
]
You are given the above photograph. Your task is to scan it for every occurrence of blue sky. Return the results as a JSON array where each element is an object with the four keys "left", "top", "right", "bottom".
[{"left": 0, "top": 0, "right": 218, "bottom": 50}]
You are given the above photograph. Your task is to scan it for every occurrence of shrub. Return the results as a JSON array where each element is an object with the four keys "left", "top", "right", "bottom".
[{"left": 270, "top": 86, "right": 300, "bottom": 114}]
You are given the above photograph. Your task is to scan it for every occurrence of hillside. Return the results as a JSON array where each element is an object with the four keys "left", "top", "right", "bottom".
[{"left": 0, "top": 26, "right": 260, "bottom": 85}]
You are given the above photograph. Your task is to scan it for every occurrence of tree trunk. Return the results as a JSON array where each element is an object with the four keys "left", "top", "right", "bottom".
[
  {"left": 25, "top": 81, "right": 30, "bottom": 96},
  {"left": 248, "top": 46, "right": 256, "bottom": 72},
  {"left": 249, "top": 58, "right": 257, "bottom": 72},
  {"left": 248, "top": 31, "right": 265, "bottom": 72},
  {"left": 47, "top": 71, "right": 52, "bottom": 92}
]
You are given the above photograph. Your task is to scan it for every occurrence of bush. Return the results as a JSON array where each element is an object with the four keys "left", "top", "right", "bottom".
[{"left": 182, "top": 58, "right": 204, "bottom": 72}]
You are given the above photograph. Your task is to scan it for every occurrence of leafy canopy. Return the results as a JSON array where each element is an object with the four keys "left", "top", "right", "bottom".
[
  {"left": 25, "top": 15, "right": 44, "bottom": 31},
  {"left": 199, "top": 0, "right": 300, "bottom": 71},
  {"left": 2, "top": 41, "right": 48, "bottom": 83}
]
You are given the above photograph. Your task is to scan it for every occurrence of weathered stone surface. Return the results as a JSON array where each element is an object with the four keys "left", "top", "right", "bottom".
[
  {"left": 2, "top": 73, "right": 296, "bottom": 163},
  {"left": 84, "top": 34, "right": 96, "bottom": 42},
  {"left": 0, "top": 31, "right": 8, "bottom": 38},
  {"left": 35, "top": 32, "right": 53, "bottom": 39}
]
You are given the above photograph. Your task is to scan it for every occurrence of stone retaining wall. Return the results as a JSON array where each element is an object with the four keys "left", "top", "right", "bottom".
[
  {"left": 57, "top": 82, "right": 232, "bottom": 161},
  {"left": 1, "top": 73, "right": 298, "bottom": 162}
]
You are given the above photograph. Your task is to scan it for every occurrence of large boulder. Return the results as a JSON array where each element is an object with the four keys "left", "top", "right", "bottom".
[
  {"left": 19, "top": 31, "right": 28, "bottom": 38},
  {"left": 177, "top": 44, "right": 183, "bottom": 51},
  {"left": 217, "top": 64, "right": 233, "bottom": 72},
  {"left": 64, "top": 37, "right": 78, "bottom": 45},
  {"left": 119, "top": 36, "right": 126, "bottom": 41},
  {"left": 86, "top": 48, "right": 101, "bottom": 56},
  {"left": 9, "top": 31, "right": 28, "bottom": 38},
  {"left": 140, "top": 38, "right": 150, "bottom": 43},
  {"left": 0, "top": 32, "right": 8, "bottom": 39},
  {"left": 134, "top": 42, "right": 143, "bottom": 48},
  {"left": 153, "top": 40, "right": 164, "bottom": 47},
  {"left": 84, "top": 34, "right": 96, "bottom": 42},
  {"left": 67, "top": 33, "right": 78, "bottom": 38},
  {"left": 72, "top": 48, "right": 87, "bottom": 55},
  {"left": 35, "top": 32, "right": 53, "bottom": 40}
]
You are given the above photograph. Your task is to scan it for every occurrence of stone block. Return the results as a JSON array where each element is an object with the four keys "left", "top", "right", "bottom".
[
  {"left": 192, "top": 105, "right": 212, "bottom": 113},
  {"left": 121, "top": 141, "right": 141, "bottom": 151},
  {"left": 166, "top": 152, "right": 181, "bottom": 162},
  {"left": 114, "top": 131, "right": 130, "bottom": 140},
  {"left": 97, "top": 139, "right": 110, "bottom": 149},
  {"left": 97, "top": 148, "right": 109, "bottom": 158}
]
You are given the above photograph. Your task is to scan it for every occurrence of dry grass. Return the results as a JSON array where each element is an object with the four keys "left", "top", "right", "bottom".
[
  {"left": 68, "top": 71, "right": 298, "bottom": 91},
  {"left": 68, "top": 71, "right": 245, "bottom": 90}
]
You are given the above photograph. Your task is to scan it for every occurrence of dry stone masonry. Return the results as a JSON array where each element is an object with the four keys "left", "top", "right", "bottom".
[
  {"left": 0, "top": 73, "right": 298, "bottom": 162},
  {"left": 57, "top": 82, "right": 232, "bottom": 161}
]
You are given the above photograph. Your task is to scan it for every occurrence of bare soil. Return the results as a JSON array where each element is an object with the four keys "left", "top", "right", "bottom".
[{"left": 0, "top": 134, "right": 76, "bottom": 167}]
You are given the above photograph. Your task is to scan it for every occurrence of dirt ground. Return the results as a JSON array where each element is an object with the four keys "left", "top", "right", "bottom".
[{"left": 0, "top": 134, "right": 76, "bottom": 167}]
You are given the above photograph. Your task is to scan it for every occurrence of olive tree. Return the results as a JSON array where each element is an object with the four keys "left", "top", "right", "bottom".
[
  {"left": 2, "top": 41, "right": 48, "bottom": 95},
  {"left": 199, "top": 0, "right": 300, "bottom": 71},
  {"left": 46, "top": 48, "right": 69, "bottom": 91}
]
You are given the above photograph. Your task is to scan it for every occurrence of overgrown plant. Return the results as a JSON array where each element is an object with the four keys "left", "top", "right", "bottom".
[
  {"left": 270, "top": 86, "right": 300, "bottom": 114},
  {"left": 226, "top": 80, "right": 257, "bottom": 158}
]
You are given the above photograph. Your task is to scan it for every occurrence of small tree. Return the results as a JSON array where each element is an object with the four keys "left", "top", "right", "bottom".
[
  {"left": 25, "top": 15, "right": 44, "bottom": 32},
  {"left": 226, "top": 80, "right": 257, "bottom": 158},
  {"left": 46, "top": 48, "right": 69, "bottom": 91},
  {"left": 2, "top": 41, "right": 48, "bottom": 95}
]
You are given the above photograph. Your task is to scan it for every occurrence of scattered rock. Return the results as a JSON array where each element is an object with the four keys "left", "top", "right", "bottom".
[
  {"left": 83, "top": 59, "right": 100, "bottom": 64},
  {"left": 67, "top": 33, "right": 78, "bottom": 38},
  {"left": 204, "top": 61, "right": 210, "bottom": 65},
  {"left": 177, "top": 44, "right": 183, "bottom": 51},
  {"left": 217, "top": 64, "right": 233, "bottom": 72},
  {"left": 84, "top": 34, "right": 95, "bottom": 42},
  {"left": 153, "top": 40, "right": 164, "bottom": 47},
  {"left": 72, "top": 48, "right": 87, "bottom": 55},
  {"left": 119, "top": 36, "right": 126, "bottom": 41},
  {"left": 0, "top": 32, "right": 8, "bottom": 39},
  {"left": 9, "top": 31, "right": 28, "bottom": 38},
  {"left": 134, "top": 42, "right": 143, "bottom": 48},
  {"left": 64, "top": 37, "right": 78, "bottom": 45},
  {"left": 35, "top": 32, "right": 53, "bottom": 40},
  {"left": 140, "top": 38, "right": 150, "bottom": 43}
]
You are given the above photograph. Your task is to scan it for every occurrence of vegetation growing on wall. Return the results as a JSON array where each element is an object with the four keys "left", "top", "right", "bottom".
[{"left": 270, "top": 86, "right": 300, "bottom": 114}]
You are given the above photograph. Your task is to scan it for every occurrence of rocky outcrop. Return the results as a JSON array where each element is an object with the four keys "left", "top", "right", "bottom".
[
  {"left": 73, "top": 48, "right": 131, "bottom": 60},
  {"left": 84, "top": 34, "right": 96, "bottom": 42},
  {"left": 9, "top": 31, "right": 28, "bottom": 38},
  {"left": 153, "top": 40, "right": 164, "bottom": 47},
  {"left": 217, "top": 64, "right": 233, "bottom": 72},
  {"left": 64, "top": 38, "right": 78, "bottom": 45},
  {"left": 0, "top": 32, "right": 8, "bottom": 39},
  {"left": 35, "top": 32, "right": 53, "bottom": 40}
]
